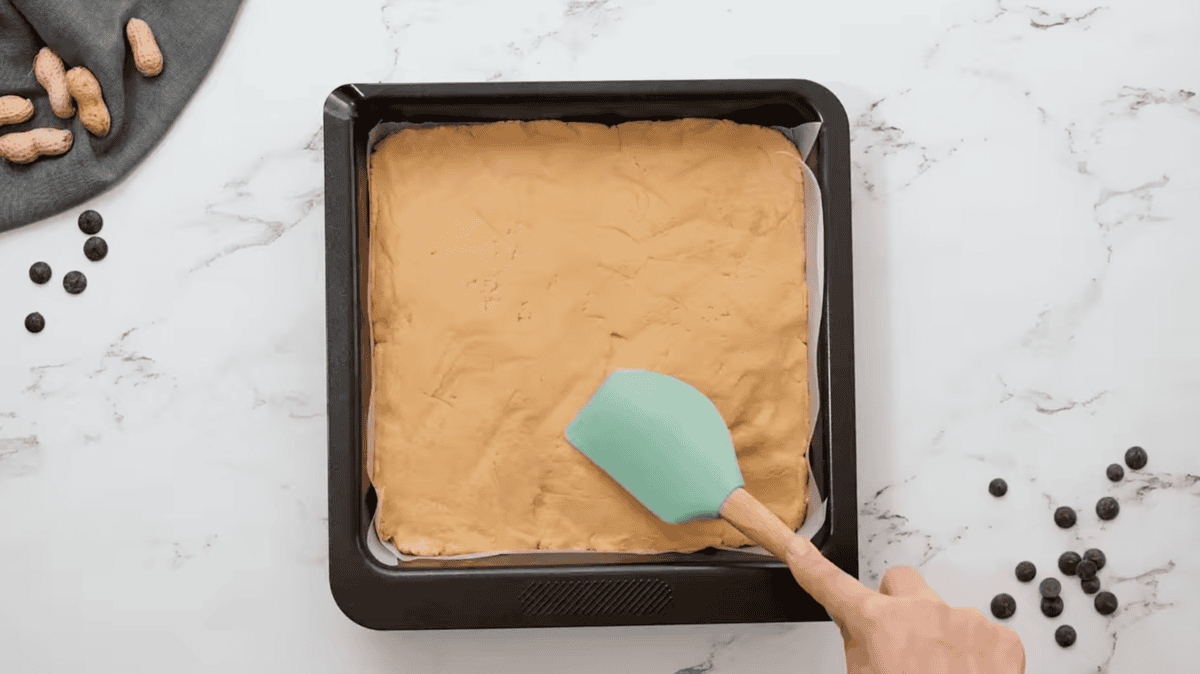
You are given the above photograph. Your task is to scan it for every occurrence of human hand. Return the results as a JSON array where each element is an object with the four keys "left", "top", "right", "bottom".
[
  {"left": 717, "top": 488, "right": 1025, "bottom": 673},
  {"left": 789, "top": 540, "right": 1026, "bottom": 674}
]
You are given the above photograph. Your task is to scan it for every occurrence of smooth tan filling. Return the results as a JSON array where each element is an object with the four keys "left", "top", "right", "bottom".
[{"left": 369, "top": 118, "right": 808, "bottom": 555}]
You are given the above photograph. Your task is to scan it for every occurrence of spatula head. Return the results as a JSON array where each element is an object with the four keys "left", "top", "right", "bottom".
[{"left": 565, "top": 369, "right": 745, "bottom": 524}]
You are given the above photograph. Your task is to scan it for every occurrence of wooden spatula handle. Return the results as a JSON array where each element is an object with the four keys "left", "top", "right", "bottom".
[
  {"left": 719, "top": 486, "right": 872, "bottom": 619},
  {"left": 718, "top": 487, "right": 798, "bottom": 560}
]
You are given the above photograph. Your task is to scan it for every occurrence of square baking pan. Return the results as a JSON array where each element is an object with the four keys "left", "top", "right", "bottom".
[{"left": 324, "top": 79, "right": 857, "bottom": 631}]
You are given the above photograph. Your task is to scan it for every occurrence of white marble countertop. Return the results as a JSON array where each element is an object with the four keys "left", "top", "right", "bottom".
[{"left": 3, "top": 0, "right": 1198, "bottom": 671}]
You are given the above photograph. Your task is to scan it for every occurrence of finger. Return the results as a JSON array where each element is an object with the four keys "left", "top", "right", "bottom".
[
  {"left": 783, "top": 535, "right": 879, "bottom": 626},
  {"left": 992, "top": 623, "right": 1027, "bottom": 672},
  {"left": 878, "top": 565, "right": 944, "bottom": 603}
]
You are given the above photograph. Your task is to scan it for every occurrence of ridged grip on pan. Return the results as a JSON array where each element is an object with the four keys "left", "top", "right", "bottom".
[{"left": 519, "top": 578, "right": 673, "bottom": 616}]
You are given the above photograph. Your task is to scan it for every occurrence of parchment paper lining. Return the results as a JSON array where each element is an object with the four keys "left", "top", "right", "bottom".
[{"left": 363, "top": 120, "right": 826, "bottom": 564}]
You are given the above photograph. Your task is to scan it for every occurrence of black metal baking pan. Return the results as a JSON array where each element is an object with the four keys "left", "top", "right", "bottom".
[{"left": 324, "top": 79, "right": 856, "bottom": 631}]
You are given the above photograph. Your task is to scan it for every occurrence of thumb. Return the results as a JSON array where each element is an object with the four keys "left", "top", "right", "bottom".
[{"left": 878, "top": 565, "right": 944, "bottom": 603}]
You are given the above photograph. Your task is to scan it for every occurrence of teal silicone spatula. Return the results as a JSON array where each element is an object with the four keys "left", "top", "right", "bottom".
[{"left": 565, "top": 368, "right": 870, "bottom": 618}]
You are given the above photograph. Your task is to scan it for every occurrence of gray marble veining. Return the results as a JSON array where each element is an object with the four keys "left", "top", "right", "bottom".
[{"left": 2, "top": 0, "right": 1197, "bottom": 671}]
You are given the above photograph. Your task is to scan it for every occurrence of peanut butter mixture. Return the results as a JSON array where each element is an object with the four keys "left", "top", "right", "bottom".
[{"left": 369, "top": 118, "right": 808, "bottom": 555}]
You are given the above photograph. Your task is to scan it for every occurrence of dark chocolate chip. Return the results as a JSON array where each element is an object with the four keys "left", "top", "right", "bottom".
[
  {"left": 83, "top": 236, "right": 107, "bottom": 261},
  {"left": 78, "top": 210, "right": 103, "bottom": 234},
  {"left": 1096, "top": 496, "right": 1120, "bottom": 521},
  {"left": 1015, "top": 561, "right": 1037, "bottom": 583},
  {"left": 990, "top": 593, "right": 1016, "bottom": 619},
  {"left": 1039, "top": 577, "right": 1061, "bottom": 599},
  {"left": 1095, "top": 591, "right": 1118, "bottom": 615},
  {"left": 1124, "top": 446, "right": 1147, "bottom": 470},
  {"left": 63, "top": 271, "right": 86, "bottom": 294},
  {"left": 989, "top": 478, "right": 1008, "bottom": 497},
  {"left": 1054, "top": 506, "right": 1076, "bottom": 529},
  {"left": 24, "top": 312, "right": 44, "bottom": 333},
  {"left": 988, "top": 478, "right": 1008, "bottom": 497},
  {"left": 1041, "top": 596, "right": 1064, "bottom": 617},
  {"left": 1083, "top": 548, "right": 1106, "bottom": 571},
  {"left": 1081, "top": 577, "right": 1101, "bottom": 594},
  {"left": 1055, "top": 624, "right": 1077, "bottom": 647},
  {"left": 29, "top": 261, "right": 51, "bottom": 284},
  {"left": 1058, "top": 551, "right": 1081, "bottom": 576},
  {"left": 1106, "top": 463, "right": 1124, "bottom": 481},
  {"left": 1076, "top": 559, "right": 1098, "bottom": 580}
]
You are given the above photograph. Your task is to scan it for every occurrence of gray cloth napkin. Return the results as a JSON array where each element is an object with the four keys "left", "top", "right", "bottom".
[{"left": 0, "top": 0, "right": 243, "bottom": 231}]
